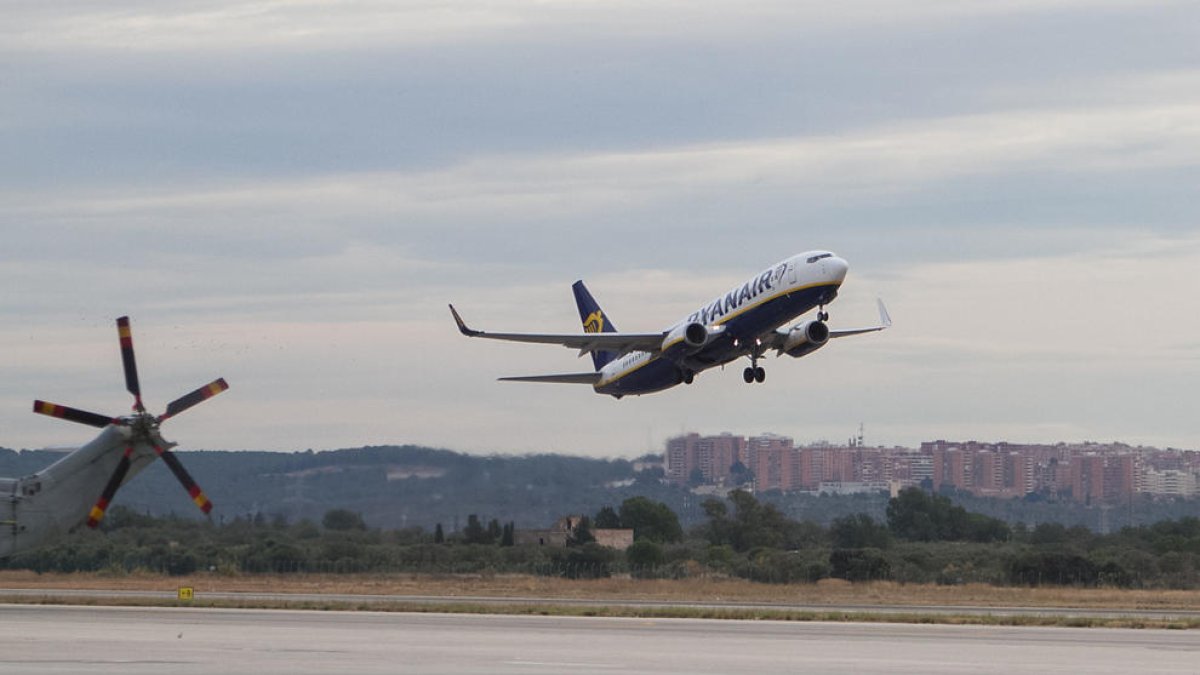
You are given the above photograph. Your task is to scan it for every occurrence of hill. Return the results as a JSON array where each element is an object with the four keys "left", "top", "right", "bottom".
[
  {"left": 5, "top": 445, "right": 1196, "bottom": 533},
  {"left": 1, "top": 445, "right": 669, "bottom": 530}
]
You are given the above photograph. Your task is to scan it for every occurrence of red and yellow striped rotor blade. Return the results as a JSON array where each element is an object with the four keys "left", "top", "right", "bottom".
[
  {"left": 158, "top": 378, "right": 228, "bottom": 423},
  {"left": 33, "top": 400, "right": 117, "bottom": 429},
  {"left": 155, "top": 445, "right": 214, "bottom": 515},
  {"left": 116, "top": 316, "right": 144, "bottom": 412},
  {"left": 86, "top": 446, "right": 135, "bottom": 529}
]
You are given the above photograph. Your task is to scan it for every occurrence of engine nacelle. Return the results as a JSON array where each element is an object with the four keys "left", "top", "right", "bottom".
[
  {"left": 782, "top": 320, "right": 830, "bottom": 358},
  {"left": 662, "top": 321, "right": 710, "bottom": 356}
]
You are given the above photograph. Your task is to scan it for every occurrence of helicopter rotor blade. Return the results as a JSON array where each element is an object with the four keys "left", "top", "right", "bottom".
[
  {"left": 158, "top": 378, "right": 229, "bottom": 423},
  {"left": 154, "top": 445, "right": 213, "bottom": 515},
  {"left": 116, "top": 316, "right": 145, "bottom": 412},
  {"left": 33, "top": 400, "right": 118, "bottom": 429},
  {"left": 86, "top": 445, "right": 135, "bottom": 528}
]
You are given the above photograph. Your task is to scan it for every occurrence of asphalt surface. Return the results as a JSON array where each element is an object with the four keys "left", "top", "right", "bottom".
[
  {"left": 3, "top": 586, "right": 1200, "bottom": 620},
  {"left": 1, "top": 605, "right": 1197, "bottom": 675}
]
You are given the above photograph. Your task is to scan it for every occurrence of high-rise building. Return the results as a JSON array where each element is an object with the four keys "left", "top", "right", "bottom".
[
  {"left": 748, "top": 434, "right": 795, "bottom": 492},
  {"left": 1069, "top": 455, "right": 1107, "bottom": 504},
  {"left": 697, "top": 433, "right": 747, "bottom": 484},
  {"left": 665, "top": 433, "right": 700, "bottom": 485},
  {"left": 666, "top": 432, "right": 749, "bottom": 486},
  {"left": 1006, "top": 451, "right": 1035, "bottom": 496}
]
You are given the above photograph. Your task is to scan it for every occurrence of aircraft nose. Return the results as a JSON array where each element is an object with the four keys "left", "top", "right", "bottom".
[{"left": 825, "top": 256, "right": 849, "bottom": 284}]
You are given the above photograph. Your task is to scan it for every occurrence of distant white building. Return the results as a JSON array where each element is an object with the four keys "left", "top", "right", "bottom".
[
  {"left": 816, "top": 481, "right": 891, "bottom": 495},
  {"left": 1140, "top": 468, "right": 1198, "bottom": 497}
]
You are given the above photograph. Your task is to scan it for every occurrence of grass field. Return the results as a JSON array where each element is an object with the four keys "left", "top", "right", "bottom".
[{"left": 3, "top": 570, "right": 1200, "bottom": 611}]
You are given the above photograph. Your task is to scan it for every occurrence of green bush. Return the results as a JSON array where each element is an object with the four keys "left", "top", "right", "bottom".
[
  {"left": 829, "top": 548, "right": 891, "bottom": 582},
  {"left": 737, "top": 548, "right": 829, "bottom": 584},
  {"left": 626, "top": 540, "right": 666, "bottom": 577}
]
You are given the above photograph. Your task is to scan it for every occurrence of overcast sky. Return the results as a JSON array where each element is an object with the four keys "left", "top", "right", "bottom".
[{"left": 3, "top": 1, "right": 1198, "bottom": 458}]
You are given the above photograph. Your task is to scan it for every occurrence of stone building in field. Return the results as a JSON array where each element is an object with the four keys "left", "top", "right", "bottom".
[{"left": 515, "top": 515, "right": 633, "bottom": 550}]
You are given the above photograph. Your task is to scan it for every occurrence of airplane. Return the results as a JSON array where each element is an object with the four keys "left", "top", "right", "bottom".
[
  {"left": 0, "top": 317, "right": 228, "bottom": 558},
  {"left": 449, "top": 251, "right": 890, "bottom": 398}
]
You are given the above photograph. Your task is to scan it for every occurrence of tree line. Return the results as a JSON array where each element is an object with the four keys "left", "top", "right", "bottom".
[{"left": 4, "top": 489, "right": 1200, "bottom": 588}]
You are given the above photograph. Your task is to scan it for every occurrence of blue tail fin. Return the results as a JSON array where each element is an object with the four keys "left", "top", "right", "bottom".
[{"left": 572, "top": 280, "right": 618, "bottom": 371}]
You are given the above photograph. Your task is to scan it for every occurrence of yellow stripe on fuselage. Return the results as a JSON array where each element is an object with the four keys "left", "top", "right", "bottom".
[{"left": 596, "top": 353, "right": 656, "bottom": 388}]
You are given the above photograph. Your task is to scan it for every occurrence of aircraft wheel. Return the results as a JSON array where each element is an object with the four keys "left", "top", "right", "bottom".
[
  {"left": 754, "top": 367, "right": 766, "bottom": 383},
  {"left": 743, "top": 367, "right": 755, "bottom": 384},
  {"left": 683, "top": 371, "right": 694, "bottom": 385}
]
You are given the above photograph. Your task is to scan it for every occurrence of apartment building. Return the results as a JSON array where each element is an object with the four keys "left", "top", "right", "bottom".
[{"left": 665, "top": 434, "right": 1193, "bottom": 503}]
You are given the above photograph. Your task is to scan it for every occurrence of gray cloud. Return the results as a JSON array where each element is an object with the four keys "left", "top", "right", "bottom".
[{"left": 3, "top": 1, "right": 1199, "bottom": 455}]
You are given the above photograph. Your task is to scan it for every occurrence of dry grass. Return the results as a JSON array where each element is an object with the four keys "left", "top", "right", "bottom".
[
  {"left": 2, "top": 570, "right": 1200, "bottom": 611},
  {"left": 5, "top": 593, "right": 1200, "bottom": 630}
]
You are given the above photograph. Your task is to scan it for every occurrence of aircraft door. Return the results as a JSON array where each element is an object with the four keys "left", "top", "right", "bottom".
[{"left": 787, "top": 261, "right": 797, "bottom": 285}]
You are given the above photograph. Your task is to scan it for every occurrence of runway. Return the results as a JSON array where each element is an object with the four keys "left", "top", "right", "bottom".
[{"left": 1, "top": 605, "right": 1197, "bottom": 675}]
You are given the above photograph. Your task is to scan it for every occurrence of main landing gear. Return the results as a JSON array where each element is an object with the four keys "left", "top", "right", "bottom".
[
  {"left": 682, "top": 370, "right": 695, "bottom": 385},
  {"left": 817, "top": 304, "right": 829, "bottom": 322},
  {"left": 742, "top": 365, "right": 765, "bottom": 384},
  {"left": 742, "top": 350, "right": 766, "bottom": 384},
  {"left": 741, "top": 338, "right": 767, "bottom": 384}
]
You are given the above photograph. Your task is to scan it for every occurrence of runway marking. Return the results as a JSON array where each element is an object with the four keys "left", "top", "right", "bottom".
[{"left": 507, "top": 660, "right": 618, "bottom": 669}]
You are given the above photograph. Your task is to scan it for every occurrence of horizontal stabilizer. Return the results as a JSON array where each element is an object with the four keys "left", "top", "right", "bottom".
[{"left": 498, "top": 372, "right": 602, "bottom": 385}]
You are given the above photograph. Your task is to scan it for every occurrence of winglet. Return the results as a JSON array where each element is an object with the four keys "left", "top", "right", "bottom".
[
  {"left": 827, "top": 298, "right": 893, "bottom": 339},
  {"left": 449, "top": 304, "right": 481, "bottom": 337}
]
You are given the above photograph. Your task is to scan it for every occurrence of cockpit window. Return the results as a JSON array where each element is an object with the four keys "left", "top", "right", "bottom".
[{"left": 806, "top": 253, "right": 833, "bottom": 264}]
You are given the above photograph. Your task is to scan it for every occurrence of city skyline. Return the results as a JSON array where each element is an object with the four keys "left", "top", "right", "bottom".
[{"left": 664, "top": 431, "right": 1200, "bottom": 503}]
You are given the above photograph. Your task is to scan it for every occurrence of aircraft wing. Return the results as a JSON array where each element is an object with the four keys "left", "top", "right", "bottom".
[
  {"left": 830, "top": 298, "right": 892, "bottom": 338},
  {"left": 498, "top": 373, "right": 602, "bottom": 384},
  {"left": 449, "top": 305, "right": 665, "bottom": 356}
]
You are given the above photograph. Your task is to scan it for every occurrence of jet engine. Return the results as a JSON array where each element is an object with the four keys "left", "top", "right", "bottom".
[
  {"left": 781, "top": 320, "right": 830, "bottom": 358},
  {"left": 662, "top": 321, "right": 710, "bottom": 354}
]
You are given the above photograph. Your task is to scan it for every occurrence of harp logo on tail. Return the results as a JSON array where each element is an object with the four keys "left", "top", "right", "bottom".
[{"left": 583, "top": 311, "right": 605, "bottom": 334}]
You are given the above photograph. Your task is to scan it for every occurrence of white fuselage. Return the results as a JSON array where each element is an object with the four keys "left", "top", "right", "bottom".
[{"left": 0, "top": 426, "right": 164, "bottom": 558}]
